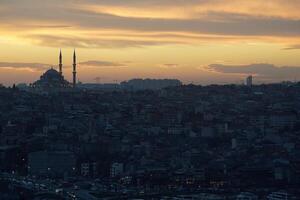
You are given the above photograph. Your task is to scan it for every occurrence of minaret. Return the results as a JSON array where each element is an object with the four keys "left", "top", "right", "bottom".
[
  {"left": 72, "top": 49, "right": 77, "bottom": 87},
  {"left": 59, "top": 49, "right": 63, "bottom": 75}
]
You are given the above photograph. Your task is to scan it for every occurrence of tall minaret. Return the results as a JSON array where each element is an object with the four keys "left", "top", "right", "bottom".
[
  {"left": 59, "top": 49, "right": 63, "bottom": 75},
  {"left": 72, "top": 49, "right": 77, "bottom": 87}
]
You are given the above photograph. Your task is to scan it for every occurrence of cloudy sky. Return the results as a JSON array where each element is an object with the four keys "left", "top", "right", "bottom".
[{"left": 0, "top": 0, "right": 300, "bottom": 85}]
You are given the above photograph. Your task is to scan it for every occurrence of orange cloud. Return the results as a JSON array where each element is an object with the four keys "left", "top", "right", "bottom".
[
  {"left": 0, "top": 0, "right": 300, "bottom": 49},
  {"left": 77, "top": 0, "right": 300, "bottom": 20}
]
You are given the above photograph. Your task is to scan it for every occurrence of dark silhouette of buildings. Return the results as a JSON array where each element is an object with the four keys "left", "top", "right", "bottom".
[{"left": 1, "top": 67, "right": 300, "bottom": 199}]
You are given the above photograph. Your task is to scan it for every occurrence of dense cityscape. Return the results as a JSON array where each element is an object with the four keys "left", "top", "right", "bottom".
[
  {"left": 1, "top": 76, "right": 300, "bottom": 199},
  {"left": 2, "top": 0, "right": 300, "bottom": 199}
]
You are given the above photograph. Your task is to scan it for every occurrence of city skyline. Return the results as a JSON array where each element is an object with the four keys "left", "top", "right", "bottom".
[
  {"left": 1, "top": 1, "right": 300, "bottom": 197},
  {"left": 1, "top": 0, "right": 300, "bottom": 85}
]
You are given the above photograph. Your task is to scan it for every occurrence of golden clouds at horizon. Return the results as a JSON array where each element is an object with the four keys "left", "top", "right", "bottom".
[
  {"left": 0, "top": 0, "right": 300, "bottom": 49},
  {"left": 0, "top": 0, "right": 300, "bottom": 85},
  {"left": 1, "top": 25, "right": 300, "bottom": 51}
]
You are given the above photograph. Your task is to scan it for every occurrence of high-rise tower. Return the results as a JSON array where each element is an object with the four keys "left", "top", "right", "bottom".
[
  {"left": 59, "top": 49, "right": 63, "bottom": 75},
  {"left": 73, "top": 49, "right": 77, "bottom": 87},
  {"left": 246, "top": 75, "right": 253, "bottom": 87}
]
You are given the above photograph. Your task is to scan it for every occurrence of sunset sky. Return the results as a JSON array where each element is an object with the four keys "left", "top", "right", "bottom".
[{"left": 0, "top": 0, "right": 300, "bottom": 85}]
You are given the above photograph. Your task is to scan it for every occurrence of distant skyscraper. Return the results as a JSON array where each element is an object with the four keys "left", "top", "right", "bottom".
[{"left": 246, "top": 75, "right": 253, "bottom": 87}]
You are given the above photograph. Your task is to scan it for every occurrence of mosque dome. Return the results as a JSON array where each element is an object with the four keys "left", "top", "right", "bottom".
[
  {"left": 33, "top": 67, "right": 70, "bottom": 89},
  {"left": 43, "top": 68, "right": 61, "bottom": 78},
  {"left": 39, "top": 68, "right": 64, "bottom": 82}
]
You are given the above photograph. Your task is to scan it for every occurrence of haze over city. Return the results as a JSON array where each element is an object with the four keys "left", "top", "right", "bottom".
[{"left": 1, "top": 0, "right": 300, "bottom": 86}]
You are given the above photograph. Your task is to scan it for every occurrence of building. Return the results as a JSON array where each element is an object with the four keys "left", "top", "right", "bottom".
[
  {"left": 80, "top": 162, "right": 98, "bottom": 177},
  {"left": 0, "top": 145, "right": 21, "bottom": 172},
  {"left": 120, "top": 78, "right": 182, "bottom": 90},
  {"left": 31, "top": 49, "right": 77, "bottom": 90},
  {"left": 236, "top": 192, "right": 258, "bottom": 200},
  {"left": 28, "top": 151, "right": 76, "bottom": 177},
  {"left": 32, "top": 68, "right": 70, "bottom": 89},
  {"left": 267, "top": 191, "right": 291, "bottom": 200},
  {"left": 110, "top": 162, "right": 124, "bottom": 178},
  {"left": 246, "top": 75, "right": 253, "bottom": 87}
]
